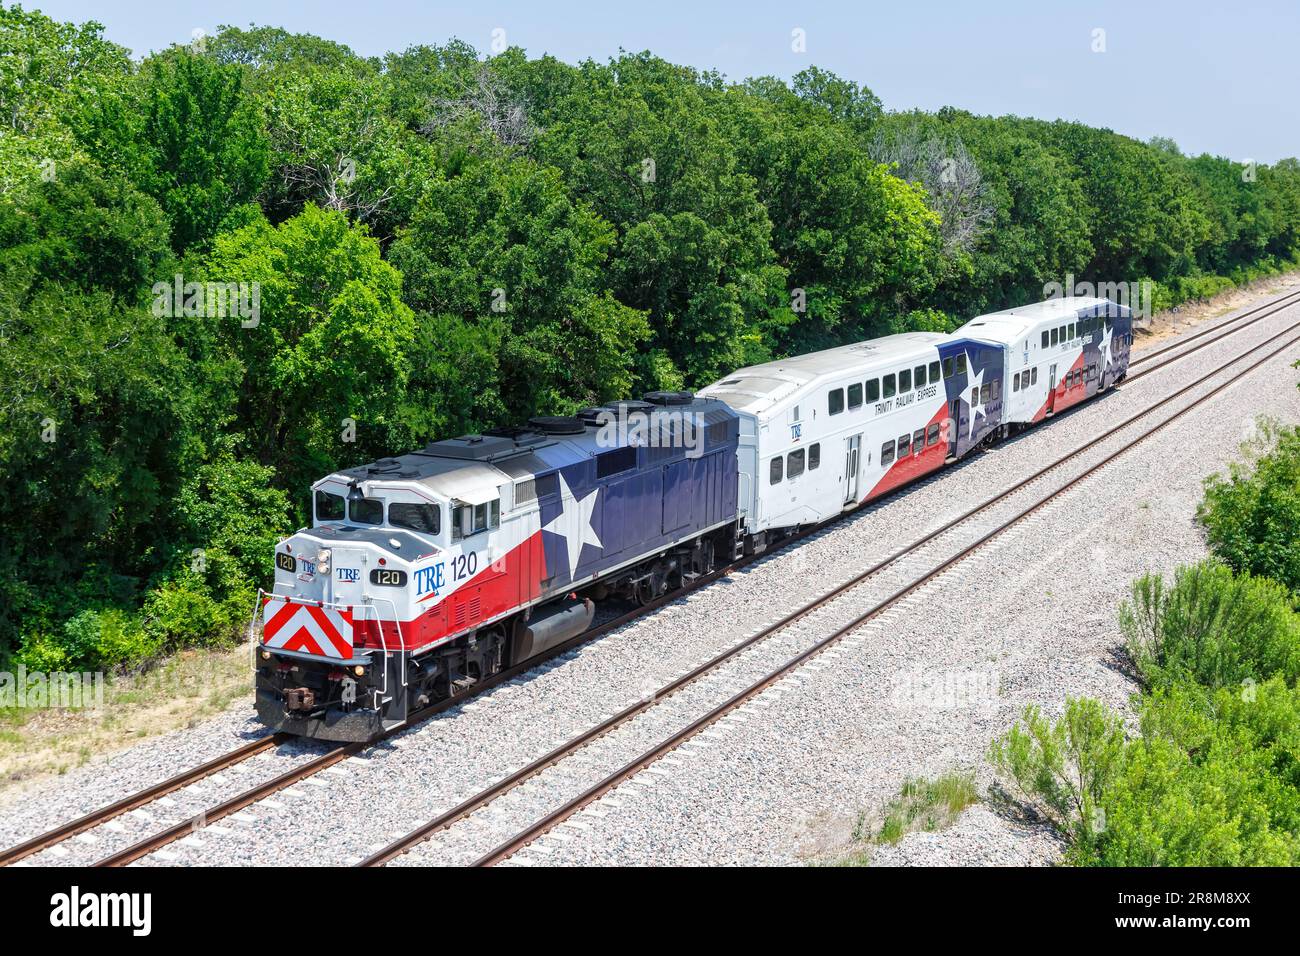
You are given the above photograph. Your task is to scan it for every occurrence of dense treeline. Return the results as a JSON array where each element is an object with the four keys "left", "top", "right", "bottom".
[{"left": 2, "top": 6, "right": 1300, "bottom": 670}]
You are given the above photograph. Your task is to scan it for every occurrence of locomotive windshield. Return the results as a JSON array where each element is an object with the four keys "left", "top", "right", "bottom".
[
  {"left": 314, "top": 490, "right": 344, "bottom": 522},
  {"left": 349, "top": 497, "right": 384, "bottom": 524}
]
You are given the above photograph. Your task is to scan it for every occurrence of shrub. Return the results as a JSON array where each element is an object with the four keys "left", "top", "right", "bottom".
[
  {"left": 988, "top": 698, "right": 1126, "bottom": 850},
  {"left": 1083, "top": 680, "right": 1300, "bottom": 866},
  {"left": 1120, "top": 561, "right": 1300, "bottom": 691},
  {"left": 1199, "top": 421, "right": 1300, "bottom": 597}
]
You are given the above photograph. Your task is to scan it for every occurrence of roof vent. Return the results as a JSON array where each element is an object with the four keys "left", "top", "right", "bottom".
[
  {"left": 644, "top": 390, "right": 694, "bottom": 405},
  {"left": 527, "top": 415, "right": 586, "bottom": 435}
]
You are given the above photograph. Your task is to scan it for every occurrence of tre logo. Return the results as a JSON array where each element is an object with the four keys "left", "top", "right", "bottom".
[
  {"left": 337, "top": 567, "right": 360, "bottom": 583},
  {"left": 415, "top": 563, "right": 445, "bottom": 596}
]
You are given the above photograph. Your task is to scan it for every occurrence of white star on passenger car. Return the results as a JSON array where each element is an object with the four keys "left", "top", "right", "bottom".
[
  {"left": 1097, "top": 323, "right": 1113, "bottom": 372},
  {"left": 542, "top": 473, "right": 603, "bottom": 579}
]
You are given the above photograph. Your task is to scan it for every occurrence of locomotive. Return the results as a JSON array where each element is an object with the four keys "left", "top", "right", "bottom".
[{"left": 256, "top": 296, "right": 1132, "bottom": 740}]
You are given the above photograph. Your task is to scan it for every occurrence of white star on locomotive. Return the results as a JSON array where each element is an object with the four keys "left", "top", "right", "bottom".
[
  {"left": 1098, "top": 322, "right": 1113, "bottom": 373},
  {"left": 964, "top": 355, "right": 986, "bottom": 438},
  {"left": 542, "top": 472, "right": 603, "bottom": 579}
]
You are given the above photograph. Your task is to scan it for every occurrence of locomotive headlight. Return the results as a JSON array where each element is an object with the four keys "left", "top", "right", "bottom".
[
  {"left": 261, "top": 649, "right": 271, "bottom": 660},
  {"left": 353, "top": 665, "right": 366, "bottom": 677},
  {"left": 316, "top": 548, "right": 332, "bottom": 564}
]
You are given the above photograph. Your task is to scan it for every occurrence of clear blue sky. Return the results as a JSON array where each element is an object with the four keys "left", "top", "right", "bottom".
[{"left": 30, "top": 0, "right": 1300, "bottom": 162}]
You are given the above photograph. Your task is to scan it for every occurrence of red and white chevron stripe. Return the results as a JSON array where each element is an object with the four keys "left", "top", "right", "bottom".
[{"left": 262, "top": 597, "right": 354, "bottom": 659}]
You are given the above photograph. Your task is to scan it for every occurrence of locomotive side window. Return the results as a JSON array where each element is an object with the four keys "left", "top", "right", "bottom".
[
  {"left": 881, "top": 440, "right": 896, "bottom": 466},
  {"left": 451, "top": 499, "right": 500, "bottom": 540},
  {"left": 847, "top": 382, "right": 863, "bottom": 409},
  {"left": 929, "top": 361, "right": 940, "bottom": 382},
  {"left": 770, "top": 456, "right": 783, "bottom": 484},
  {"left": 899, "top": 369, "right": 912, "bottom": 392},
  {"left": 350, "top": 497, "right": 383, "bottom": 525},
  {"left": 883, "top": 373, "right": 896, "bottom": 398},
  {"left": 828, "top": 388, "right": 845, "bottom": 415},
  {"left": 809, "top": 443, "right": 820, "bottom": 470},
  {"left": 788, "top": 448, "right": 805, "bottom": 478},
  {"left": 315, "top": 490, "right": 345, "bottom": 522},
  {"left": 390, "top": 502, "right": 441, "bottom": 535},
  {"left": 927, "top": 423, "right": 940, "bottom": 446},
  {"left": 866, "top": 379, "right": 880, "bottom": 402},
  {"left": 912, "top": 429, "right": 925, "bottom": 452},
  {"left": 943, "top": 357, "right": 954, "bottom": 379}
]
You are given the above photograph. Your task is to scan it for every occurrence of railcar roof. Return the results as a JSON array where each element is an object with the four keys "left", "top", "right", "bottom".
[
  {"left": 956, "top": 296, "right": 1130, "bottom": 341},
  {"left": 699, "top": 331, "right": 948, "bottom": 413},
  {"left": 316, "top": 396, "right": 737, "bottom": 499}
]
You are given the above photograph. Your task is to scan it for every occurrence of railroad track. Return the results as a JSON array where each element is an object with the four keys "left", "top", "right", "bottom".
[
  {"left": 360, "top": 306, "right": 1300, "bottom": 867},
  {"left": 1, "top": 284, "right": 1295, "bottom": 867}
]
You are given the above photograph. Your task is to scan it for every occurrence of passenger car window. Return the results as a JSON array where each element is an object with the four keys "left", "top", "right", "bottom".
[
  {"left": 980, "top": 383, "right": 991, "bottom": 404},
  {"left": 809, "top": 443, "right": 820, "bottom": 469},
  {"left": 912, "top": 428, "right": 925, "bottom": 451},
  {"left": 847, "top": 383, "right": 863, "bottom": 409},
  {"left": 956, "top": 354, "right": 967, "bottom": 375},
  {"left": 1051, "top": 327, "right": 1059, "bottom": 346},
  {"left": 927, "top": 422, "right": 940, "bottom": 446},
  {"left": 770, "top": 457, "right": 783, "bottom": 484},
  {"left": 929, "top": 361, "right": 940, "bottom": 382},
  {"left": 899, "top": 369, "right": 912, "bottom": 392},
  {"left": 787, "top": 448, "right": 805, "bottom": 478},
  {"left": 828, "top": 389, "right": 844, "bottom": 415},
  {"left": 943, "top": 357, "right": 954, "bottom": 379},
  {"left": 914, "top": 365, "right": 926, "bottom": 387},
  {"left": 897, "top": 433, "right": 911, "bottom": 456},
  {"left": 866, "top": 379, "right": 880, "bottom": 402},
  {"left": 881, "top": 441, "right": 895, "bottom": 466},
  {"left": 884, "top": 374, "right": 897, "bottom": 398},
  {"left": 1042, "top": 330, "right": 1050, "bottom": 348}
]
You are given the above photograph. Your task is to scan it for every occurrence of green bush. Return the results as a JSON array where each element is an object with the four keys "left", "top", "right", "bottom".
[
  {"left": 1121, "top": 561, "right": 1300, "bottom": 691},
  {"left": 1199, "top": 422, "right": 1300, "bottom": 597},
  {"left": 988, "top": 698, "right": 1126, "bottom": 849},
  {"left": 1083, "top": 680, "right": 1300, "bottom": 866}
]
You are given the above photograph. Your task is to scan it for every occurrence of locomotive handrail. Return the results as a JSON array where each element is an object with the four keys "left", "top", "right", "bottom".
[{"left": 364, "top": 594, "right": 406, "bottom": 714}]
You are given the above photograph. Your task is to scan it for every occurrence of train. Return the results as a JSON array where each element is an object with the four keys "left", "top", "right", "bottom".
[{"left": 256, "top": 295, "right": 1133, "bottom": 740}]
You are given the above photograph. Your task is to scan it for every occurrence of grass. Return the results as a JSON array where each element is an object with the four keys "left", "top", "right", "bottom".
[
  {"left": 0, "top": 643, "right": 253, "bottom": 792},
  {"left": 828, "top": 772, "right": 980, "bottom": 866}
]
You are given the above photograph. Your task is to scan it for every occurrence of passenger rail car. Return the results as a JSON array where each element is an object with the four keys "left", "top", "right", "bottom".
[{"left": 256, "top": 296, "right": 1133, "bottom": 740}]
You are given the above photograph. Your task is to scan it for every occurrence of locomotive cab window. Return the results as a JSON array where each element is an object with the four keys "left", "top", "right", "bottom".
[
  {"left": 350, "top": 497, "right": 383, "bottom": 525},
  {"left": 451, "top": 498, "right": 500, "bottom": 541},
  {"left": 315, "top": 490, "right": 345, "bottom": 522},
  {"left": 389, "top": 502, "right": 441, "bottom": 535},
  {"left": 828, "top": 388, "right": 845, "bottom": 415},
  {"left": 770, "top": 456, "right": 783, "bottom": 484}
]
